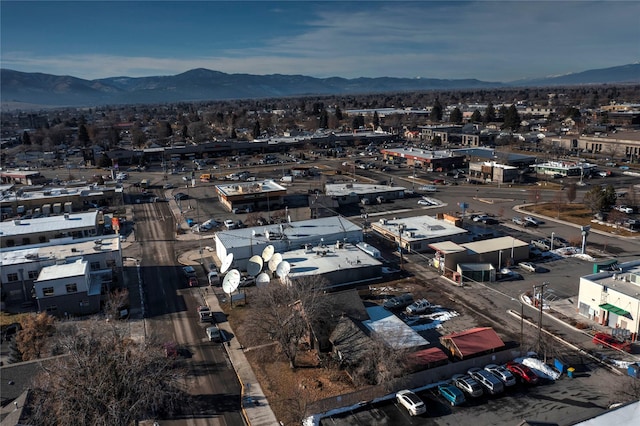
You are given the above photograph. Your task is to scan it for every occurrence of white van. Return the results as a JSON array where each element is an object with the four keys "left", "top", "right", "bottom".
[{"left": 420, "top": 185, "right": 437, "bottom": 192}]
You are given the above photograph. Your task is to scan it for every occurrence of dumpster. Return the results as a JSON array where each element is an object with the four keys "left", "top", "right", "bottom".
[
  {"left": 567, "top": 367, "right": 575, "bottom": 378},
  {"left": 554, "top": 359, "right": 567, "bottom": 375},
  {"left": 628, "top": 363, "right": 640, "bottom": 379}
]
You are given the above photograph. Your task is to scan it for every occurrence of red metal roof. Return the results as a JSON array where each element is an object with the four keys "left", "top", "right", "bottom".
[
  {"left": 408, "top": 347, "right": 449, "bottom": 365},
  {"left": 440, "top": 327, "right": 505, "bottom": 358}
]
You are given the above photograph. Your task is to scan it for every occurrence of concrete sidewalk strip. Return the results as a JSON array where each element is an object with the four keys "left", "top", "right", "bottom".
[{"left": 203, "top": 287, "right": 280, "bottom": 426}]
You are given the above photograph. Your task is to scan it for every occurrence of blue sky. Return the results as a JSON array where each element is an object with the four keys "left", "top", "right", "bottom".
[{"left": 1, "top": 1, "right": 638, "bottom": 82}]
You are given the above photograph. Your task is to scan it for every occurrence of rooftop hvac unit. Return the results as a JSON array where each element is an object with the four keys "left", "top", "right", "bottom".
[
  {"left": 13, "top": 219, "right": 21, "bottom": 225},
  {"left": 379, "top": 218, "right": 387, "bottom": 225}
]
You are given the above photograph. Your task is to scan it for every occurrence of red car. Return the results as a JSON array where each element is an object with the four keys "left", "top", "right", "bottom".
[
  {"left": 592, "top": 332, "right": 631, "bottom": 352},
  {"left": 505, "top": 361, "right": 539, "bottom": 384},
  {"left": 188, "top": 276, "right": 198, "bottom": 287}
]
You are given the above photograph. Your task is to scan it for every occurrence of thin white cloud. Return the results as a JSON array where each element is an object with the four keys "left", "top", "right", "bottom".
[{"left": 2, "top": 2, "right": 638, "bottom": 81}]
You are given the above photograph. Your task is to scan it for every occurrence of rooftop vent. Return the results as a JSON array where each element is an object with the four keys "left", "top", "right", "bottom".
[{"left": 13, "top": 219, "right": 21, "bottom": 225}]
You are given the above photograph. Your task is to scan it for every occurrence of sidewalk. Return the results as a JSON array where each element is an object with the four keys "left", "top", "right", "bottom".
[{"left": 178, "top": 249, "right": 279, "bottom": 426}]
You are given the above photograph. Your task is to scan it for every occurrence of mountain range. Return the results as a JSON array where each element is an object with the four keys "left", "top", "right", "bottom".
[{"left": 1, "top": 64, "right": 638, "bottom": 109}]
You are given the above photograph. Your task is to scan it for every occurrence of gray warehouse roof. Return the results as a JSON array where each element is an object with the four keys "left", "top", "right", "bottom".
[
  {"left": 0, "top": 211, "right": 98, "bottom": 238},
  {"left": 216, "top": 216, "right": 362, "bottom": 250}
]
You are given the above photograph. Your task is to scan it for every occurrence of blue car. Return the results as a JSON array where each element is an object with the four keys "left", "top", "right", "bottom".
[{"left": 438, "top": 384, "right": 466, "bottom": 406}]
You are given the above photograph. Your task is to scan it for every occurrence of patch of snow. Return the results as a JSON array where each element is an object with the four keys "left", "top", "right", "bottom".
[
  {"left": 572, "top": 253, "right": 596, "bottom": 261},
  {"left": 516, "top": 356, "right": 561, "bottom": 380},
  {"left": 610, "top": 359, "right": 635, "bottom": 369}
]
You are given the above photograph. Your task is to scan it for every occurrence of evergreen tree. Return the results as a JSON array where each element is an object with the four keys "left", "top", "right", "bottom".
[
  {"left": 450, "top": 107, "right": 463, "bottom": 124},
  {"left": 230, "top": 127, "right": 237, "bottom": 139},
  {"left": 483, "top": 103, "right": 496, "bottom": 123},
  {"left": 502, "top": 105, "right": 521, "bottom": 130},
  {"left": 335, "top": 106, "right": 343, "bottom": 121},
  {"left": 319, "top": 109, "right": 329, "bottom": 129},
  {"left": 431, "top": 99, "right": 443, "bottom": 122},
  {"left": 252, "top": 120, "right": 261, "bottom": 139},
  {"left": 22, "top": 131, "right": 31, "bottom": 146},
  {"left": 182, "top": 125, "right": 189, "bottom": 139},
  {"left": 373, "top": 111, "right": 380, "bottom": 128},
  {"left": 470, "top": 109, "right": 482, "bottom": 123},
  {"left": 78, "top": 124, "right": 91, "bottom": 146}
]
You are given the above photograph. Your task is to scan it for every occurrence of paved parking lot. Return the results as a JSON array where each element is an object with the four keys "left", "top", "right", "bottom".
[{"left": 319, "top": 362, "right": 632, "bottom": 426}]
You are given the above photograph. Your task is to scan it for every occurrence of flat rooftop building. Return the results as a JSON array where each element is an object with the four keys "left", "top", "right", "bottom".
[
  {"left": 279, "top": 242, "right": 382, "bottom": 290},
  {"left": 0, "top": 211, "right": 99, "bottom": 248},
  {"left": 1, "top": 235, "right": 122, "bottom": 311},
  {"left": 578, "top": 259, "right": 640, "bottom": 340},
  {"left": 214, "top": 216, "right": 362, "bottom": 269},
  {"left": 324, "top": 182, "right": 405, "bottom": 205},
  {"left": 371, "top": 215, "right": 468, "bottom": 253},
  {"left": 380, "top": 147, "right": 466, "bottom": 171},
  {"left": 215, "top": 179, "right": 287, "bottom": 212}
]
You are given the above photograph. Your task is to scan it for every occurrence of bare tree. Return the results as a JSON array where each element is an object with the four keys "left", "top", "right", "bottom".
[
  {"left": 565, "top": 183, "right": 577, "bottom": 204},
  {"left": 103, "top": 288, "right": 130, "bottom": 320},
  {"left": 26, "top": 320, "right": 186, "bottom": 426},
  {"left": 246, "top": 275, "right": 330, "bottom": 368},
  {"left": 553, "top": 191, "right": 565, "bottom": 218}
]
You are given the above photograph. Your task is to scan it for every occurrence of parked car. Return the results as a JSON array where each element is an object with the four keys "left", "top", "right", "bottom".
[
  {"left": 224, "top": 219, "right": 236, "bottom": 229},
  {"left": 524, "top": 216, "right": 544, "bottom": 226},
  {"left": 505, "top": 361, "right": 539, "bottom": 384},
  {"left": 468, "top": 367, "right": 504, "bottom": 395},
  {"left": 417, "top": 199, "right": 432, "bottom": 206},
  {"left": 197, "top": 305, "right": 212, "bottom": 322},
  {"left": 518, "top": 262, "right": 538, "bottom": 273},
  {"left": 206, "top": 325, "right": 222, "bottom": 342},
  {"left": 484, "top": 364, "right": 517, "bottom": 387},
  {"left": 512, "top": 216, "right": 524, "bottom": 226},
  {"left": 551, "top": 236, "right": 570, "bottom": 248},
  {"left": 438, "top": 384, "right": 466, "bottom": 406},
  {"left": 473, "top": 214, "right": 490, "bottom": 222},
  {"left": 163, "top": 183, "right": 174, "bottom": 189},
  {"left": 182, "top": 265, "right": 196, "bottom": 277},
  {"left": 531, "top": 239, "right": 552, "bottom": 251},
  {"left": 396, "top": 389, "right": 426, "bottom": 416},
  {"left": 405, "top": 298, "right": 431, "bottom": 315},
  {"left": 451, "top": 374, "right": 483, "bottom": 398},
  {"left": 383, "top": 293, "right": 414, "bottom": 310},
  {"left": 174, "top": 192, "right": 188, "bottom": 201},
  {"left": 481, "top": 217, "right": 499, "bottom": 225},
  {"left": 615, "top": 205, "right": 634, "bottom": 214}
]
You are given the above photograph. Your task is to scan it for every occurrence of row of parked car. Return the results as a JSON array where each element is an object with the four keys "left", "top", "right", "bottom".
[{"left": 396, "top": 361, "right": 541, "bottom": 416}]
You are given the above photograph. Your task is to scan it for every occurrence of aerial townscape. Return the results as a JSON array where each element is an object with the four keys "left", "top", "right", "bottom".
[{"left": 2, "top": 2, "right": 640, "bottom": 426}]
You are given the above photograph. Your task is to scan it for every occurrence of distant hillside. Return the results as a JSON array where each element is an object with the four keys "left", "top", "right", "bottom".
[
  {"left": 1, "top": 64, "right": 638, "bottom": 108},
  {"left": 508, "top": 63, "right": 640, "bottom": 86}
]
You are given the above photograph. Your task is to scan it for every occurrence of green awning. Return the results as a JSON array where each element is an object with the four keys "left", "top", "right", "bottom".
[{"left": 599, "top": 303, "right": 630, "bottom": 316}]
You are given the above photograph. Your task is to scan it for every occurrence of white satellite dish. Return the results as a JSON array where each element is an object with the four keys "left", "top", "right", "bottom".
[
  {"left": 276, "top": 260, "right": 291, "bottom": 278},
  {"left": 262, "top": 245, "right": 275, "bottom": 263},
  {"left": 268, "top": 252, "right": 283, "bottom": 272},
  {"left": 256, "top": 272, "right": 270, "bottom": 287},
  {"left": 220, "top": 252, "right": 234, "bottom": 274},
  {"left": 222, "top": 269, "right": 240, "bottom": 294},
  {"left": 247, "top": 255, "right": 264, "bottom": 277}
]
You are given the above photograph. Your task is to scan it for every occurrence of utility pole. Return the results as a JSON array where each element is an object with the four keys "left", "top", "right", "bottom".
[
  {"left": 398, "top": 224, "right": 406, "bottom": 269},
  {"left": 533, "top": 282, "right": 549, "bottom": 357}
]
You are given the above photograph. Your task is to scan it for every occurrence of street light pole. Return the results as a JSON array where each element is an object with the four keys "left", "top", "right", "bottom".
[
  {"left": 550, "top": 232, "right": 555, "bottom": 251},
  {"left": 398, "top": 224, "right": 406, "bottom": 270}
]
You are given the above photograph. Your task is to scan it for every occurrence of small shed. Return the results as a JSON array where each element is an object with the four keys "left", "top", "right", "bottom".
[
  {"left": 439, "top": 327, "right": 505, "bottom": 360},
  {"left": 406, "top": 347, "right": 449, "bottom": 371}
]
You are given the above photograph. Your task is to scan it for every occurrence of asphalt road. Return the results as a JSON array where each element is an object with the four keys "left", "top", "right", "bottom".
[{"left": 125, "top": 196, "right": 244, "bottom": 425}]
